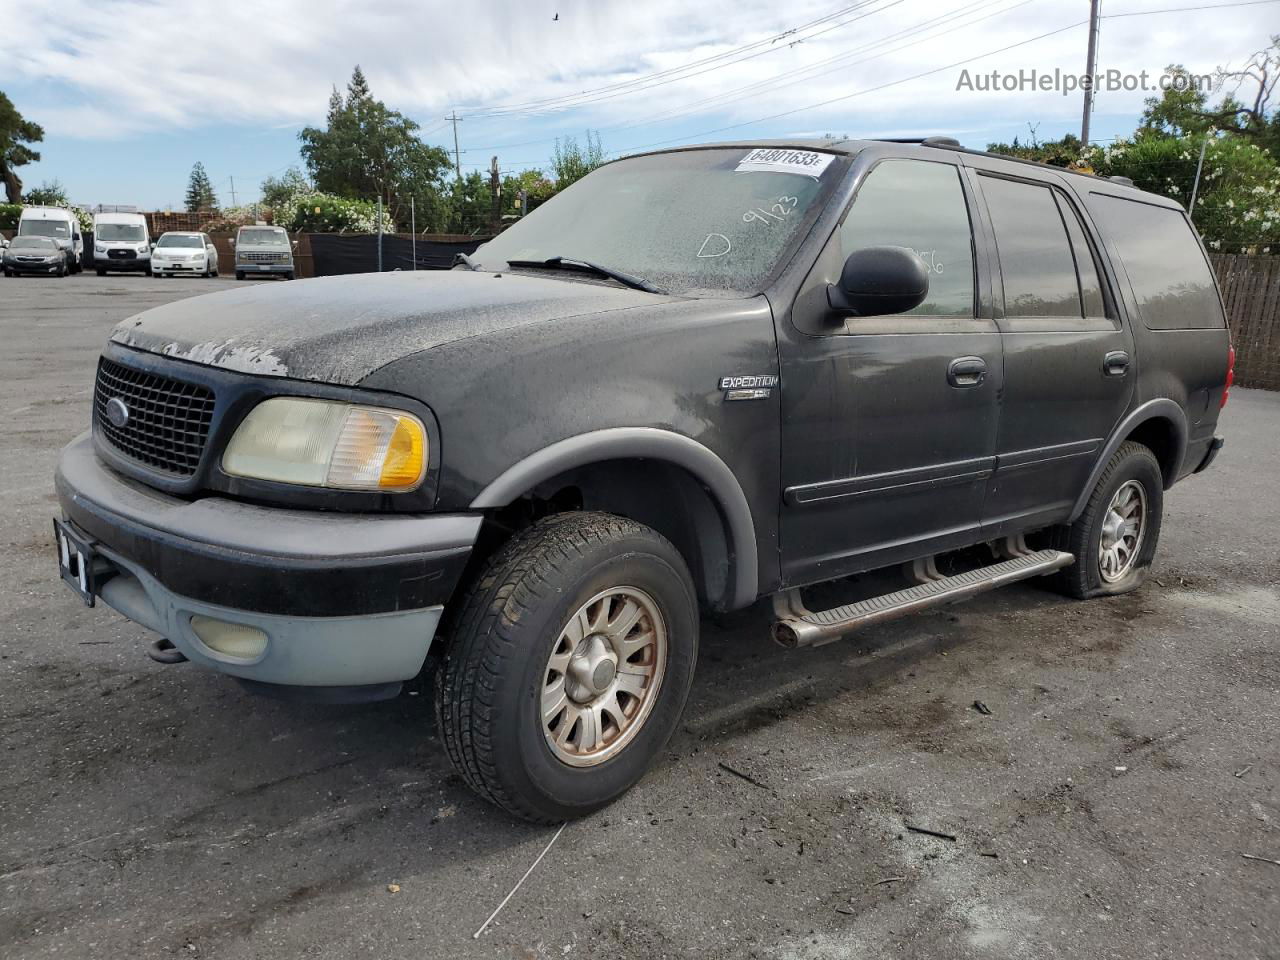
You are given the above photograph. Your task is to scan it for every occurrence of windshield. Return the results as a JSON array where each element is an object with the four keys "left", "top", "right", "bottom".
[
  {"left": 10, "top": 237, "right": 57, "bottom": 250},
  {"left": 157, "top": 234, "right": 203, "bottom": 248},
  {"left": 97, "top": 223, "right": 146, "bottom": 242},
  {"left": 239, "top": 228, "right": 288, "bottom": 247},
  {"left": 473, "top": 147, "right": 846, "bottom": 297},
  {"left": 19, "top": 219, "right": 70, "bottom": 239}
]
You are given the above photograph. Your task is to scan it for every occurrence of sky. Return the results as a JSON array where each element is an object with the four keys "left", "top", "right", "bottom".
[{"left": 2, "top": 0, "right": 1275, "bottom": 210}]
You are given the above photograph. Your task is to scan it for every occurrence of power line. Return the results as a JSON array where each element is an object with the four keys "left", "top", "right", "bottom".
[
  {"left": 615, "top": 17, "right": 1093, "bottom": 154},
  {"left": 465, "top": 0, "right": 1038, "bottom": 154},
  {"left": 1101, "top": 0, "right": 1279, "bottom": 17},
  {"left": 462, "top": 1, "right": 890, "bottom": 118}
]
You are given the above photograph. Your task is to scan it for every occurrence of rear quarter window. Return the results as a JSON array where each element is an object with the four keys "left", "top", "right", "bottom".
[{"left": 1088, "top": 194, "right": 1225, "bottom": 330}]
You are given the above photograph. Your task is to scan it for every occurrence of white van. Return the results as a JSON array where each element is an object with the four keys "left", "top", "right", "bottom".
[
  {"left": 92, "top": 211, "right": 151, "bottom": 275},
  {"left": 17, "top": 206, "right": 84, "bottom": 274}
]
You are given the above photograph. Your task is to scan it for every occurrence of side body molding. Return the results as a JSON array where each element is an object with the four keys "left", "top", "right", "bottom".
[
  {"left": 1068, "top": 398, "right": 1188, "bottom": 522},
  {"left": 470, "top": 427, "right": 759, "bottom": 609}
]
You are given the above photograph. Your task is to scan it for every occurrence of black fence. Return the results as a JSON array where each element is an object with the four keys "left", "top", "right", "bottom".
[{"left": 309, "top": 233, "right": 486, "bottom": 276}]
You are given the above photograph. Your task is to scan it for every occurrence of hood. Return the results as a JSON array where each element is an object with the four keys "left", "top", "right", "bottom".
[{"left": 109, "top": 269, "right": 680, "bottom": 385}]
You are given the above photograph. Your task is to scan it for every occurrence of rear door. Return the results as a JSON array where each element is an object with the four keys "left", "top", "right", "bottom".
[
  {"left": 965, "top": 162, "right": 1135, "bottom": 533},
  {"left": 777, "top": 153, "right": 1002, "bottom": 586}
]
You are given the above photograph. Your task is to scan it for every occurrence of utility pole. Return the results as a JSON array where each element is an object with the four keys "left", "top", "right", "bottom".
[
  {"left": 489, "top": 156, "right": 501, "bottom": 236},
  {"left": 1080, "top": 0, "right": 1101, "bottom": 145},
  {"left": 447, "top": 112, "right": 463, "bottom": 180},
  {"left": 229, "top": 176, "right": 237, "bottom": 207}
]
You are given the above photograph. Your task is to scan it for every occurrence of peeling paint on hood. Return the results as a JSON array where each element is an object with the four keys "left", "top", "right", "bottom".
[{"left": 109, "top": 269, "right": 677, "bottom": 386}]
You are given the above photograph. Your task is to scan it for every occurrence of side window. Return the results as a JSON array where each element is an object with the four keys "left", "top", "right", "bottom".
[
  {"left": 1089, "top": 194, "right": 1226, "bottom": 329},
  {"left": 1054, "top": 194, "right": 1106, "bottom": 318},
  {"left": 839, "top": 159, "right": 975, "bottom": 316},
  {"left": 981, "top": 175, "right": 1082, "bottom": 318}
]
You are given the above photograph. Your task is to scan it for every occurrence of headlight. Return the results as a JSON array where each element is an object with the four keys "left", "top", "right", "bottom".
[
  {"left": 95, "top": 244, "right": 106, "bottom": 253},
  {"left": 222, "top": 398, "right": 427, "bottom": 491}
]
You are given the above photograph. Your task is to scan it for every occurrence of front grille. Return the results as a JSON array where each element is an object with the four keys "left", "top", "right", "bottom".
[
  {"left": 242, "top": 251, "right": 287, "bottom": 264},
  {"left": 94, "top": 357, "right": 216, "bottom": 476},
  {"left": 107, "top": 249, "right": 134, "bottom": 259}
]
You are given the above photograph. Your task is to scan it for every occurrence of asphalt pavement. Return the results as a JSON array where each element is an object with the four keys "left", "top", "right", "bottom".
[{"left": 1, "top": 272, "right": 1277, "bottom": 959}]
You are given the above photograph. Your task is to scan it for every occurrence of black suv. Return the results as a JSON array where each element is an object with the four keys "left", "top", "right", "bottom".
[{"left": 54, "top": 138, "right": 1231, "bottom": 822}]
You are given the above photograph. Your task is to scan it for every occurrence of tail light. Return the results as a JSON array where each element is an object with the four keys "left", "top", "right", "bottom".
[{"left": 1221, "top": 345, "right": 1235, "bottom": 408}]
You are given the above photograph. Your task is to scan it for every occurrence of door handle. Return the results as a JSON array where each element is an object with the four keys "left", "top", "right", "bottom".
[
  {"left": 947, "top": 356, "right": 987, "bottom": 388},
  {"left": 1103, "top": 350, "right": 1131, "bottom": 377}
]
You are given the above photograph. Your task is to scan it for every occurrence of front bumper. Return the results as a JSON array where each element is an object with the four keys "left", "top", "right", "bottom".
[
  {"left": 151, "top": 259, "right": 207, "bottom": 273},
  {"left": 96, "top": 254, "right": 149, "bottom": 270},
  {"left": 55, "top": 432, "right": 480, "bottom": 692},
  {"left": 5, "top": 259, "right": 62, "bottom": 273},
  {"left": 236, "top": 261, "right": 293, "bottom": 274}
]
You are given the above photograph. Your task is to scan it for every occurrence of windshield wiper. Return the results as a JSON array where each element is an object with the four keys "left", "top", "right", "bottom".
[
  {"left": 454, "top": 252, "right": 480, "bottom": 271},
  {"left": 505, "top": 256, "right": 666, "bottom": 295}
]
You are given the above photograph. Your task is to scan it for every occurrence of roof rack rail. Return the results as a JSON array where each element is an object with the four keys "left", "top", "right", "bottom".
[{"left": 868, "top": 136, "right": 962, "bottom": 148}]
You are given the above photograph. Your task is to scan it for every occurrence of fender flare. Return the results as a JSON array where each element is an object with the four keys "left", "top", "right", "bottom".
[
  {"left": 1068, "top": 398, "right": 1188, "bottom": 522},
  {"left": 470, "top": 427, "right": 758, "bottom": 609}
]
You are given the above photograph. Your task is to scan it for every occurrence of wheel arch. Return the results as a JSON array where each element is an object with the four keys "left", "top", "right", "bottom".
[
  {"left": 470, "top": 428, "right": 758, "bottom": 611},
  {"left": 1069, "top": 399, "right": 1187, "bottom": 522}
]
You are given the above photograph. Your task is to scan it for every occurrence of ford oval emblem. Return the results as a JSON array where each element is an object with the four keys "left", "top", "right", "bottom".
[{"left": 105, "top": 397, "right": 130, "bottom": 429}]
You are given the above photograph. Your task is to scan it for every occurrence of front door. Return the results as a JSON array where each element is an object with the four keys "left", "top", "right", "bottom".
[{"left": 778, "top": 155, "right": 1002, "bottom": 587}]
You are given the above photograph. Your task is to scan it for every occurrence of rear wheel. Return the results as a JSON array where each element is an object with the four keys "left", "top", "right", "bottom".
[
  {"left": 436, "top": 512, "right": 698, "bottom": 823},
  {"left": 1052, "top": 441, "right": 1163, "bottom": 599}
]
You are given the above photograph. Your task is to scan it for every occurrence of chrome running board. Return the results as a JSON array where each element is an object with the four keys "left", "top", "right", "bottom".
[{"left": 772, "top": 549, "right": 1075, "bottom": 648}]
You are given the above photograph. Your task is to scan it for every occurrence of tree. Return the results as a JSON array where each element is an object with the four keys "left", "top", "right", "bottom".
[
  {"left": 260, "top": 167, "right": 311, "bottom": 209},
  {"left": 185, "top": 162, "right": 218, "bottom": 212},
  {"left": 1086, "top": 135, "right": 1279, "bottom": 250},
  {"left": 551, "top": 131, "right": 606, "bottom": 188},
  {"left": 23, "top": 178, "right": 70, "bottom": 206},
  {"left": 987, "top": 127, "right": 1086, "bottom": 168},
  {"left": 298, "top": 65, "right": 452, "bottom": 229},
  {"left": 0, "top": 92, "right": 44, "bottom": 204},
  {"left": 1138, "top": 65, "right": 1220, "bottom": 139}
]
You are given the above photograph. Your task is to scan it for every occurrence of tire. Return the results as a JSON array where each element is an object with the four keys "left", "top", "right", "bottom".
[
  {"left": 96, "top": 267, "right": 106, "bottom": 277},
  {"left": 284, "top": 271, "right": 294, "bottom": 281},
  {"left": 436, "top": 511, "right": 698, "bottom": 823},
  {"left": 235, "top": 270, "right": 245, "bottom": 281},
  {"left": 3, "top": 269, "right": 10, "bottom": 278},
  {"left": 1051, "top": 441, "right": 1164, "bottom": 599}
]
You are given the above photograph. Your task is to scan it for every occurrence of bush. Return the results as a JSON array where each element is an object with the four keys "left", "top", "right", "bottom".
[
  {"left": 276, "top": 190, "right": 393, "bottom": 233},
  {"left": 203, "top": 205, "right": 271, "bottom": 233},
  {"left": 0, "top": 203, "right": 21, "bottom": 230}
]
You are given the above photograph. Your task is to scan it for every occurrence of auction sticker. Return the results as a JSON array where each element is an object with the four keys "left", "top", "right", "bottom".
[{"left": 735, "top": 148, "right": 834, "bottom": 178}]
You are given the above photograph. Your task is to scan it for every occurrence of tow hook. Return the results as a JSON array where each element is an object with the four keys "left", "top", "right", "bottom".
[{"left": 147, "top": 637, "right": 188, "bottom": 664}]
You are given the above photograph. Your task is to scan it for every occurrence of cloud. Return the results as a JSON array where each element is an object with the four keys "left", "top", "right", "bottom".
[{"left": 0, "top": 0, "right": 1265, "bottom": 151}]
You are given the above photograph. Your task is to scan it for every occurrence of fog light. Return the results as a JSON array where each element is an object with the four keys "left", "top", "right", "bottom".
[{"left": 190, "top": 615, "right": 268, "bottom": 660}]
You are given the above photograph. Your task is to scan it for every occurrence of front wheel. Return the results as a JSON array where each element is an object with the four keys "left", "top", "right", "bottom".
[
  {"left": 1052, "top": 441, "right": 1164, "bottom": 599},
  {"left": 235, "top": 270, "right": 245, "bottom": 281},
  {"left": 436, "top": 512, "right": 698, "bottom": 823}
]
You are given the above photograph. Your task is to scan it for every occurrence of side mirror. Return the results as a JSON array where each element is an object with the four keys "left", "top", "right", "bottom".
[
  {"left": 230, "top": 238, "right": 237, "bottom": 248},
  {"left": 827, "top": 246, "right": 929, "bottom": 317},
  {"left": 291, "top": 240, "right": 298, "bottom": 249}
]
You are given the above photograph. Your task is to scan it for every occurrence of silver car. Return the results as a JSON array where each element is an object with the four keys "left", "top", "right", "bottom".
[{"left": 233, "top": 226, "right": 295, "bottom": 280}]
